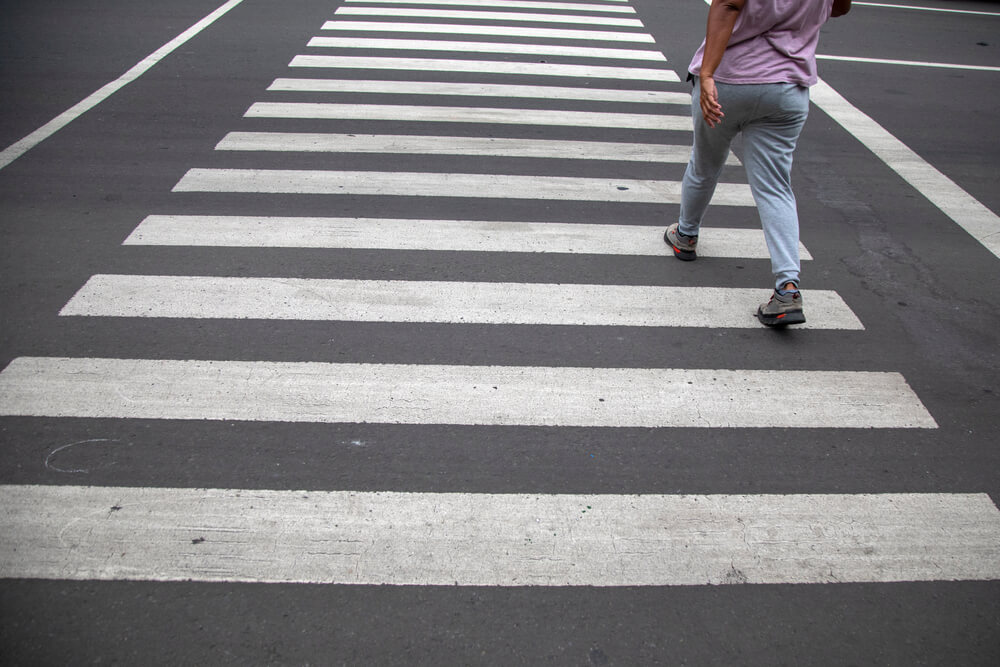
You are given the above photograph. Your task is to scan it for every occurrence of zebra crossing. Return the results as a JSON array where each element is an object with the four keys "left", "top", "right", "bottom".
[
  {"left": 305, "top": 37, "right": 667, "bottom": 60},
  {"left": 4, "top": 486, "right": 998, "bottom": 586},
  {"left": 60, "top": 275, "right": 864, "bottom": 328},
  {"left": 173, "top": 168, "right": 753, "bottom": 202},
  {"left": 1, "top": 0, "right": 998, "bottom": 587},
  {"left": 122, "top": 215, "right": 786, "bottom": 256}
]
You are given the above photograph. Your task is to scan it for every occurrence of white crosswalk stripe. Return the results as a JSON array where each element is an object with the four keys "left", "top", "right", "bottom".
[
  {"left": 215, "top": 132, "right": 723, "bottom": 163},
  {"left": 342, "top": 0, "right": 636, "bottom": 12},
  {"left": 4, "top": 486, "right": 995, "bottom": 585},
  {"left": 62, "top": 276, "right": 860, "bottom": 329},
  {"left": 331, "top": 8, "right": 646, "bottom": 27},
  {"left": 172, "top": 168, "right": 756, "bottom": 204},
  {"left": 267, "top": 78, "right": 688, "bottom": 103},
  {"left": 0, "top": 357, "right": 934, "bottom": 427},
  {"left": 288, "top": 55, "right": 680, "bottom": 81},
  {"left": 123, "top": 215, "right": 804, "bottom": 258},
  {"left": 2, "top": 0, "right": 975, "bottom": 594},
  {"left": 306, "top": 36, "right": 667, "bottom": 61},
  {"left": 245, "top": 101, "right": 688, "bottom": 127},
  {"left": 320, "top": 21, "right": 657, "bottom": 42}
]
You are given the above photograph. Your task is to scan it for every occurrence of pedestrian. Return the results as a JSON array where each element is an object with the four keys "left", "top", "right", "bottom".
[{"left": 665, "top": 0, "right": 852, "bottom": 326}]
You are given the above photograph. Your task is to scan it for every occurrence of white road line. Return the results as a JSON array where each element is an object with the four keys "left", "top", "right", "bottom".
[
  {"left": 817, "top": 54, "right": 1000, "bottom": 72},
  {"left": 245, "top": 102, "right": 687, "bottom": 129},
  {"left": 5, "top": 486, "right": 995, "bottom": 585},
  {"left": 811, "top": 79, "right": 1000, "bottom": 259},
  {"left": 0, "top": 0, "right": 248, "bottom": 171},
  {"left": 0, "top": 357, "right": 935, "bottom": 427},
  {"left": 268, "top": 78, "right": 690, "bottom": 104},
  {"left": 62, "top": 276, "right": 858, "bottom": 329},
  {"left": 333, "top": 7, "right": 645, "bottom": 26},
  {"left": 289, "top": 55, "right": 679, "bottom": 81},
  {"left": 321, "top": 21, "right": 656, "bottom": 42},
  {"left": 307, "top": 37, "right": 667, "bottom": 61},
  {"left": 172, "top": 169, "right": 755, "bottom": 205},
  {"left": 343, "top": 0, "right": 635, "bottom": 12},
  {"left": 215, "top": 132, "right": 724, "bottom": 164},
  {"left": 124, "top": 216, "right": 809, "bottom": 259},
  {"left": 854, "top": 1, "right": 1000, "bottom": 17}
]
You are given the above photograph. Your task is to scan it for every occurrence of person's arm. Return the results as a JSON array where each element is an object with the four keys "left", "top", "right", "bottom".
[
  {"left": 831, "top": 0, "right": 852, "bottom": 17},
  {"left": 699, "top": 0, "right": 745, "bottom": 128}
]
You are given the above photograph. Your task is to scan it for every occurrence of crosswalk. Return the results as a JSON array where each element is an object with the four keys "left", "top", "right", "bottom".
[
  {"left": 243, "top": 102, "right": 686, "bottom": 125},
  {"left": 60, "top": 276, "right": 863, "bottom": 328},
  {"left": 214, "top": 131, "right": 708, "bottom": 161},
  {"left": 286, "top": 54, "right": 679, "bottom": 78},
  {"left": 4, "top": 486, "right": 998, "bottom": 585},
  {"left": 122, "top": 215, "right": 775, "bottom": 255},
  {"left": 305, "top": 37, "right": 667, "bottom": 60},
  {"left": 173, "top": 168, "right": 753, "bottom": 202},
  {"left": 1, "top": 0, "right": 998, "bottom": 588}
]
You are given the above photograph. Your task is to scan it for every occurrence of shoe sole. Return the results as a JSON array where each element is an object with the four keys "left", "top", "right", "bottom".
[
  {"left": 664, "top": 229, "right": 697, "bottom": 261},
  {"left": 755, "top": 308, "right": 806, "bottom": 327}
]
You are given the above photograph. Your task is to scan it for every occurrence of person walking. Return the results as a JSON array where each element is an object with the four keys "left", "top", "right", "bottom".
[{"left": 665, "top": 0, "right": 852, "bottom": 326}]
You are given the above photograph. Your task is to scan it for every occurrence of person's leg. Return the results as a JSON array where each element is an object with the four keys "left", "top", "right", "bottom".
[
  {"left": 741, "top": 84, "right": 810, "bottom": 290},
  {"left": 676, "top": 80, "right": 743, "bottom": 237}
]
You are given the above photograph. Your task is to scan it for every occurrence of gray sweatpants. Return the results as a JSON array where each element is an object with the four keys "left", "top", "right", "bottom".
[{"left": 678, "top": 80, "right": 810, "bottom": 290}]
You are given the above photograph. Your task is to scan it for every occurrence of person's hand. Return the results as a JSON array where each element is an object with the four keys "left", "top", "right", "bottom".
[{"left": 699, "top": 75, "right": 724, "bottom": 127}]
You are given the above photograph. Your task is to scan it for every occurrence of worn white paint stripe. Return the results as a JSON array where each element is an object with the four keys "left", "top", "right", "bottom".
[
  {"left": 307, "top": 37, "right": 666, "bottom": 61},
  {"left": 124, "top": 216, "right": 809, "bottom": 259},
  {"left": 0, "top": 357, "right": 935, "bottom": 427},
  {"left": 854, "top": 1, "right": 1000, "bottom": 17},
  {"left": 333, "top": 7, "right": 645, "bottom": 26},
  {"left": 811, "top": 80, "right": 1000, "bottom": 259},
  {"left": 0, "top": 0, "right": 248, "bottom": 171},
  {"left": 321, "top": 21, "right": 656, "bottom": 43},
  {"left": 816, "top": 54, "right": 1000, "bottom": 73},
  {"left": 289, "top": 55, "right": 679, "bottom": 81},
  {"left": 344, "top": 0, "right": 635, "bottom": 12},
  {"left": 246, "top": 102, "right": 687, "bottom": 129},
  {"left": 215, "top": 132, "right": 725, "bottom": 164},
  {"left": 7, "top": 486, "right": 993, "bottom": 585},
  {"left": 172, "top": 169, "right": 755, "bottom": 205},
  {"left": 63, "top": 276, "right": 857, "bottom": 330},
  {"left": 268, "top": 78, "right": 689, "bottom": 104}
]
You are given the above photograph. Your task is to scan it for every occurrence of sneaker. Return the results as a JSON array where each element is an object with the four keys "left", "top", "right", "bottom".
[
  {"left": 756, "top": 287, "right": 806, "bottom": 327},
  {"left": 664, "top": 223, "right": 697, "bottom": 261}
]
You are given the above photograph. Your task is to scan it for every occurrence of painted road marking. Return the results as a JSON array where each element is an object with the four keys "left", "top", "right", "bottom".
[
  {"left": 62, "top": 276, "right": 857, "bottom": 329},
  {"left": 245, "top": 102, "right": 687, "bottom": 128},
  {"left": 288, "top": 55, "right": 679, "bottom": 81},
  {"left": 332, "top": 7, "right": 645, "bottom": 27},
  {"left": 245, "top": 100, "right": 687, "bottom": 128},
  {"left": 172, "top": 169, "right": 755, "bottom": 205},
  {"left": 342, "top": 0, "right": 635, "bottom": 12},
  {"left": 321, "top": 21, "right": 656, "bottom": 42},
  {"left": 306, "top": 37, "right": 666, "bottom": 61},
  {"left": 5, "top": 486, "right": 993, "bottom": 585},
  {"left": 817, "top": 54, "right": 1000, "bottom": 73},
  {"left": 0, "top": 357, "right": 936, "bottom": 428},
  {"left": 267, "top": 79, "right": 689, "bottom": 104},
  {"left": 123, "top": 216, "right": 807, "bottom": 259},
  {"left": 214, "top": 132, "right": 723, "bottom": 163},
  {"left": 0, "top": 0, "right": 249, "bottom": 171},
  {"left": 854, "top": 2, "right": 1000, "bottom": 17},
  {"left": 811, "top": 80, "right": 1000, "bottom": 259}
]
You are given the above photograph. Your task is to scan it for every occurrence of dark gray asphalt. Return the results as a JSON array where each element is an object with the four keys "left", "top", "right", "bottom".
[{"left": 1, "top": 0, "right": 998, "bottom": 664}]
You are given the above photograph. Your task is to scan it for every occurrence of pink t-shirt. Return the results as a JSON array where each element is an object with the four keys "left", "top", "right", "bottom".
[{"left": 689, "top": 0, "right": 835, "bottom": 86}]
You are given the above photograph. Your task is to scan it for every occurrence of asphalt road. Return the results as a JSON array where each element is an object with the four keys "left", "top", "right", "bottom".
[{"left": 1, "top": 0, "right": 998, "bottom": 664}]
